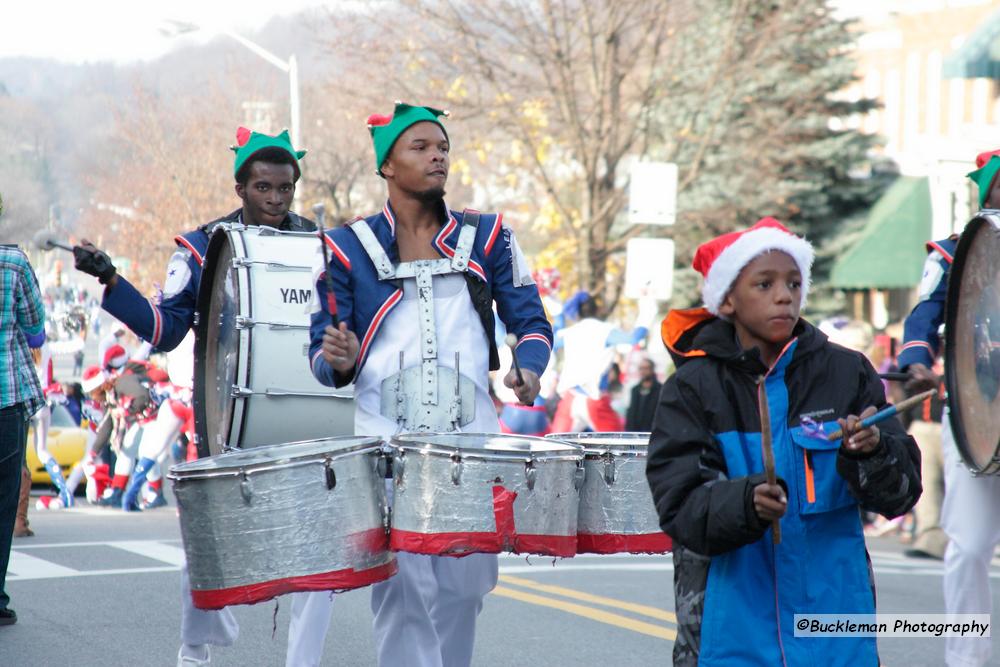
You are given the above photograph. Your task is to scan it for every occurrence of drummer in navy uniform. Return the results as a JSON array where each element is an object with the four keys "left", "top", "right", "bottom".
[
  {"left": 898, "top": 148, "right": 1000, "bottom": 667},
  {"left": 297, "top": 103, "right": 553, "bottom": 667},
  {"left": 72, "top": 127, "right": 314, "bottom": 667}
]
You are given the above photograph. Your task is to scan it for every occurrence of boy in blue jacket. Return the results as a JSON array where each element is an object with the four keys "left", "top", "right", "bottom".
[{"left": 646, "top": 217, "right": 921, "bottom": 666}]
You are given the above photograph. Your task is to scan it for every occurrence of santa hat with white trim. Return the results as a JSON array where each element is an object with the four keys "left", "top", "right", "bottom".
[
  {"left": 693, "top": 217, "right": 814, "bottom": 316},
  {"left": 81, "top": 365, "right": 108, "bottom": 393},
  {"left": 103, "top": 344, "right": 128, "bottom": 371}
]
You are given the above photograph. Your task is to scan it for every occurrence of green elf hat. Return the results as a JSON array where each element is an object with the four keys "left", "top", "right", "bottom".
[
  {"left": 966, "top": 148, "right": 1000, "bottom": 208},
  {"left": 367, "top": 102, "right": 449, "bottom": 177},
  {"left": 230, "top": 127, "right": 307, "bottom": 180}
]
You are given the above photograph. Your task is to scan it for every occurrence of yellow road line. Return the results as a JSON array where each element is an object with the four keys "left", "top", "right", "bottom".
[
  {"left": 499, "top": 574, "right": 677, "bottom": 624},
  {"left": 492, "top": 585, "right": 677, "bottom": 641}
]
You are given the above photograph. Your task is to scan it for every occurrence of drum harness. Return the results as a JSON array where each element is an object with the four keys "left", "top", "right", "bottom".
[{"left": 349, "top": 212, "right": 482, "bottom": 433}]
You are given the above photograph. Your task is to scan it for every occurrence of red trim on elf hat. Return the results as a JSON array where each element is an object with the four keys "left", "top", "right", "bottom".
[
  {"left": 236, "top": 126, "right": 252, "bottom": 147},
  {"left": 366, "top": 113, "right": 393, "bottom": 128},
  {"left": 975, "top": 149, "right": 1000, "bottom": 168},
  {"left": 693, "top": 217, "right": 814, "bottom": 315}
]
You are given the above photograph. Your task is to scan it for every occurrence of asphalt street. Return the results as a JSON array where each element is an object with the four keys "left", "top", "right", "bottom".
[{"left": 4, "top": 498, "right": 998, "bottom": 667}]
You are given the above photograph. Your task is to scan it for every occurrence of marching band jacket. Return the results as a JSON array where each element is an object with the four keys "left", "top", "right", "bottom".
[
  {"left": 101, "top": 209, "right": 315, "bottom": 353},
  {"left": 897, "top": 236, "right": 957, "bottom": 371},
  {"left": 647, "top": 310, "right": 921, "bottom": 666},
  {"left": 309, "top": 202, "right": 553, "bottom": 388}
]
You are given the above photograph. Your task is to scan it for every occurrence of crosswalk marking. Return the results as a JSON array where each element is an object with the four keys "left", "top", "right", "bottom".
[
  {"left": 8, "top": 550, "right": 80, "bottom": 579},
  {"left": 111, "top": 540, "right": 187, "bottom": 566}
]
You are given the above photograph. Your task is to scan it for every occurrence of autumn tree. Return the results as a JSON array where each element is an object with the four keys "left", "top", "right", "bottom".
[{"left": 333, "top": 0, "right": 878, "bottom": 314}]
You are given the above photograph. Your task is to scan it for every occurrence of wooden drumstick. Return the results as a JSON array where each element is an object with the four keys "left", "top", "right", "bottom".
[
  {"left": 758, "top": 380, "right": 781, "bottom": 545},
  {"left": 505, "top": 334, "right": 524, "bottom": 386}
]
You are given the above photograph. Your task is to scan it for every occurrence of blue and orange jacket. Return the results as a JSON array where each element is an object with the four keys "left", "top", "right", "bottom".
[
  {"left": 897, "top": 236, "right": 957, "bottom": 371},
  {"left": 646, "top": 309, "right": 921, "bottom": 666},
  {"left": 309, "top": 202, "right": 553, "bottom": 388},
  {"left": 102, "top": 209, "right": 314, "bottom": 352}
]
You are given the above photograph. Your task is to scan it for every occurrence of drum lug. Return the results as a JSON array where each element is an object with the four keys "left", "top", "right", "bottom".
[
  {"left": 235, "top": 316, "right": 255, "bottom": 329},
  {"left": 575, "top": 460, "right": 586, "bottom": 490},
  {"left": 240, "top": 471, "right": 253, "bottom": 504},
  {"left": 524, "top": 460, "right": 537, "bottom": 491},
  {"left": 324, "top": 458, "right": 337, "bottom": 490},
  {"left": 393, "top": 451, "right": 406, "bottom": 487},
  {"left": 603, "top": 454, "right": 617, "bottom": 486},
  {"left": 231, "top": 385, "right": 253, "bottom": 398},
  {"left": 450, "top": 454, "right": 463, "bottom": 485}
]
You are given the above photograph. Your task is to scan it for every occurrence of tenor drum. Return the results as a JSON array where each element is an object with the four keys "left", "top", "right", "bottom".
[
  {"left": 195, "top": 223, "right": 354, "bottom": 456},
  {"left": 168, "top": 436, "right": 395, "bottom": 610},
  {"left": 945, "top": 212, "right": 1000, "bottom": 474},
  {"left": 547, "top": 433, "right": 670, "bottom": 554},
  {"left": 388, "top": 433, "right": 585, "bottom": 557}
]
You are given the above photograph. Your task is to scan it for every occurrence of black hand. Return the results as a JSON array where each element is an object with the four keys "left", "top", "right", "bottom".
[{"left": 73, "top": 246, "right": 117, "bottom": 284}]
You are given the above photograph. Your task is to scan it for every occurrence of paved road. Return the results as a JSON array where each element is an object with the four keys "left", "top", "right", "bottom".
[{"left": 4, "top": 499, "right": 997, "bottom": 667}]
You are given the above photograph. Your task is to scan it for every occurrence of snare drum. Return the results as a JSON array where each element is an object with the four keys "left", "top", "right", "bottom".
[
  {"left": 388, "top": 433, "right": 585, "bottom": 558},
  {"left": 548, "top": 433, "right": 670, "bottom": 554},
  {"left": 194, "top": 223, "right": 354, "bottom": 456},
  {"left": 168, "top": 436, "right": 395, "bottom": 609}
]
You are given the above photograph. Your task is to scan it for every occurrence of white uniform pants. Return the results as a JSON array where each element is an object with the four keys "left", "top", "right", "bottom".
[
  {"left": 179, "top": 564, "right": 239, "bottom": 647},
  {"left": 941, "top": 415, "right": 1000, "bottom": 667},
  {"left": 285, "top": 480, "right": 498, "bottom": 667},
  {"left": 32, "top": 404, "right": 53, "bottom": 465}
]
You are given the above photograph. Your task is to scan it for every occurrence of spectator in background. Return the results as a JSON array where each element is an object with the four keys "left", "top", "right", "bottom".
[
  {"left": 1, "top": 242, "right": 47, "bottom": 626},
  {"left": 625, "top": 356, "right": 661, "bottom": 432},
  {"left": 97, "top": 322, "right": 127, "bottom": 365},
  {"left": 552, "top": 294, "right": 655, "bottom": 433}
]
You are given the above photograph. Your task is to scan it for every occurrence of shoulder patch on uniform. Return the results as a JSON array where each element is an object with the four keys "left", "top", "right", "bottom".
[
  {"left": 918, "top": 251, "right": 945, "bottom": 301},
  {"left": 505, "top": 227, "right": 535, "bottom": 287},
  {"left": 162, "top": 249, "right": 193, "bottom": 299}
]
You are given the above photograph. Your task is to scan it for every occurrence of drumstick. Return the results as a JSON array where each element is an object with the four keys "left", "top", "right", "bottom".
[
  {"left": 826, "top": 389, "right": 936, "bottom": 442},
  {"left": 313, "top": 203, "right": 339, "bottom": 328},
  {"left": 504, "top": 334, "right": 524, "bottom": 386},
  {"left": 878, "top": 372, "right": 911, "bottom": 382},
  {"left": 758, "top": 381, "right": 781, "bottom": 545}
]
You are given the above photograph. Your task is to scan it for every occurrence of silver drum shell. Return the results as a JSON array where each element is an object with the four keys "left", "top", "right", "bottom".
[
  {"left": 388, "top": 432, "right": 584, "bottom": 557},
  {"left": 168, "top": 436, "right": 395, "bottom": 609},
  {"left": 547, "top": 432, "right": 671, "bottom": 554}
]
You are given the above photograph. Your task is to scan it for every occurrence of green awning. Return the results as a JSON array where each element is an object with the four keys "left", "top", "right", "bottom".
[
  {"left": 943, "top": 9, "right": 1000, "bottom": 78},
  {"left": 829, "top": 176, "right": 932, "bottom": 290}
]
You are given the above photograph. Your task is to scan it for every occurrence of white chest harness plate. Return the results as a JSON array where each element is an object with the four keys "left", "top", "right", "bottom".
[{"left": 350, "top": 213, "right": 481, "bottom": 431}]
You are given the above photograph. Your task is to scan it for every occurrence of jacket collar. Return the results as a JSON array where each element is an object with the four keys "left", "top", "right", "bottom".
[{"left": 381, "top": 199, "right": 460, "bottom": 259}]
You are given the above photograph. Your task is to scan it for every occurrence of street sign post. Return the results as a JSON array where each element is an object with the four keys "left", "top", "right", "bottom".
[
  {"left": 629, "top": 162, "right": 677, "bottom": 226},
  {"left": 624, "top": 238, "right": 674, "bottom": 301}
]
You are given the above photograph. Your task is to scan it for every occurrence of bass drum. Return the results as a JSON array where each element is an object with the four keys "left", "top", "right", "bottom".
[
  {"left": 945, "top": 212, "right": 1000, "bottom": 474},
  {"left": 194, "top": 223, "right": 354, "bottom": 456}
]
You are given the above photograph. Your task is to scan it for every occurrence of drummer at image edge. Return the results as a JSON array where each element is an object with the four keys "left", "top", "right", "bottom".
[
  {"left": 897, "top": 147, "right": 1000, "bottom": 667},
  {"left": 70, "top": 128, "right": 316, "bottom": 667},
  {"left": 301, "top": 102, "right": 553, "bottom": 667}
]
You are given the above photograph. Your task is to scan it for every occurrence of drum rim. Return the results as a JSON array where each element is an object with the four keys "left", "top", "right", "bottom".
[
  {"left": 944, "top": 213, "right": 1000, "bottom": 475},
  {"left": 546, "top": 432, "right": 650, "bottom": 456},
  {"left": 390, "top": 431, "right": 584, "bottom": 459},
  {"left": 167, "top": 435, "right": 383, "bottom": 480}
]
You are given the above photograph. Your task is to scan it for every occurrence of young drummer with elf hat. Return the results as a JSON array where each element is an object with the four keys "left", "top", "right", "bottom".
[
  {"left": 293, "top": 102, "right": 552, "bottom": 667},
  {"left": 646, "top": 218, "right": 921, "bottom": 666},
  {"left": 72, "top": 128, "right": 316, "bottom": 667},
  {"left": 897, "top": 148, "right": 1000, "bottom": 667}
]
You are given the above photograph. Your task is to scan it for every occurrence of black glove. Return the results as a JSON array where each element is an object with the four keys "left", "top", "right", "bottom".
[{"left": 73, "top": 244, "right": 117, "bottom": 285}]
